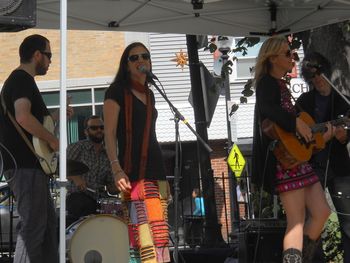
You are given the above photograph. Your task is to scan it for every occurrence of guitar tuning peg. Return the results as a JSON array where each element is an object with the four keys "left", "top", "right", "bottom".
[{"left": 346, "top": 109, "right": 350, "bottom": 117}]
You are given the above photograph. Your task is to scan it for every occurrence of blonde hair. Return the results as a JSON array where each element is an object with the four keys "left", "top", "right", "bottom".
[{"left": 254, "top": 36, "right": 288, "bottom": 84}]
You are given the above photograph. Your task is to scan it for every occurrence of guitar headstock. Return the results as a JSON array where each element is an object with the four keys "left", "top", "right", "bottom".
[{"left": 334, "top": 115, "right": 350, "bottom": 129}]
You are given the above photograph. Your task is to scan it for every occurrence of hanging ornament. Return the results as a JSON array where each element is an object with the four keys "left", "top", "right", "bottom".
[{"left": 170, "top": 49, "right": 188, "bottom": 70}]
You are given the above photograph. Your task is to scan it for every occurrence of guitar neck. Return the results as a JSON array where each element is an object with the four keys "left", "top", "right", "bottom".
[{"left": 311, "top": 118, "right": 346, "bottom": 133}]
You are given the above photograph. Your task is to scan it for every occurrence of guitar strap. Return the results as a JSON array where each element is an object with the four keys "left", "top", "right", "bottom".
[
  {"left": 0, "top": 92, "right": 42, "bottom": 161},
  {"left": 286, "top": 85, "right": 305, "bottom": 113}
]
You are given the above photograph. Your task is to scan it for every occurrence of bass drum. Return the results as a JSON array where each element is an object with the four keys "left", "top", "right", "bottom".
[{"left": 66, "top": 214, "right": 129, "bottom": 263}]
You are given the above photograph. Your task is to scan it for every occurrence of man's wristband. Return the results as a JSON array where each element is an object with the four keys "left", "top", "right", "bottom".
[{"left": 110, "top": 159, "right": 119, "bottom": 165}]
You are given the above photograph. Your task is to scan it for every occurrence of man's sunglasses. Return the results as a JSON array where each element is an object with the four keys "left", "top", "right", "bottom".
[
  {"left": 40, "top": 51, "right": 52, "bottom": 60},
  {"left": 88, "top": 125, "right": 104, "bottom": 131},
  {"left": 128, "top": 53, "right": 150, "bottom": 62}
]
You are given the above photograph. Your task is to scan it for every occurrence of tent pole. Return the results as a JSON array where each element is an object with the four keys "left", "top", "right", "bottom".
[
  {"left": 186, "top": 35, "right": 225, "bottom": 246},
  {"left": 59, "top": 0, "right": 68, "bottom": 262}
]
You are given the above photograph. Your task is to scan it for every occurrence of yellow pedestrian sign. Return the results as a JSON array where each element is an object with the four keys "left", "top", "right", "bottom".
[{"left": 227, "top": 144, "right": 245, "bottom": 178}]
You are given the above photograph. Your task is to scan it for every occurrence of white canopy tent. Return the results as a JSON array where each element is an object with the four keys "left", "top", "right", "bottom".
[
  {"left": 37, "top": 0, "right": 350, "bottom": 36},
  {"left": 33, "top": 0, "right": 350, "bottom": 262}
]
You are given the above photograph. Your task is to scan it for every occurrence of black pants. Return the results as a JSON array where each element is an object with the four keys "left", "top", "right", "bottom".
[
  {"left": 328, "top": 176, "right": 350, "bottom": 263},
  {"left": 66, "top": 192, "right": 97, "bottom": 227}
]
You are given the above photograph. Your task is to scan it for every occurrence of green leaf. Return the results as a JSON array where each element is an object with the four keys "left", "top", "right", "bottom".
[
  {"left": 221, "top": 60, "right": 233, "bottom": 77},
  {"left": 245, "top": 37, "right": 260, "bottom": 47},
  {"left": 240, "top": 97, "right": 247, "bottom": 104},
  {"left": 289, "top": 34, "right": 303, "bottom": 50},
  {"left": 242, "top": 89, "right": 254, "bottom": 97},
  {"left": 244, "top": 79, "right": 253, "bottom": 90},
  {"left": 218, "top": 36, "right": 229, "bottom": 41},
  {"left": 208, "top": 43, "right": 217, "bottom": 53},
  {"left": 230, "top": 103, "right": 239, "bottom": 114}
]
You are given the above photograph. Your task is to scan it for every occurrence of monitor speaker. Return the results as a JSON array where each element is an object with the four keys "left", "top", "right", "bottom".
[
  {"left": 0, "top": 0, "right": 36, "bottom": 32},
  {"left": 238, "top": 219, "right": 286, "bottom": 263}
]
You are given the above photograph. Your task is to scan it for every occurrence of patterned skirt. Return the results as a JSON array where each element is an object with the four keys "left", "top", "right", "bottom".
[
  {"left": 275, "top": 162, "right": 319, "bottom": 193},
  {"left": 121, "top": 179, "right": 170, "bottom": 263}
]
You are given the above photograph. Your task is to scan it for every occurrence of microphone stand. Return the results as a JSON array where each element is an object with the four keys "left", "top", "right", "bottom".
[
  {"left": 9, "top": 191, "right": 14, "bottom": 260},
  {"left": 149, "top": 77, "right": 212, "bottom": 263},
  {"left": 321, "top": 73, "right": 350, "bottom": 106}
]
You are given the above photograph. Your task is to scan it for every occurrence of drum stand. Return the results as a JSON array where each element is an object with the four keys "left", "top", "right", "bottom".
[
  {"left": 8, "top": 192, "right": 14, "bottom": 260},
  {"left": 0, "top": 186, "right": 15, "bottom": 261}
]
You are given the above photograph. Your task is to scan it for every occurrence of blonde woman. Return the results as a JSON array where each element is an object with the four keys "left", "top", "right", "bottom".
[{"left": 251, "top": 36, "right": 331, "bottom": 262}]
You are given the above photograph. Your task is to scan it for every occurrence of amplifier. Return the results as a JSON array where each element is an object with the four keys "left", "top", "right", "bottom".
[
  {"left": 238, "top": 219, "right": 286, "bottom": 263},
  {"left": 240, "top": 218, "right": 286, "bottom": 231}
]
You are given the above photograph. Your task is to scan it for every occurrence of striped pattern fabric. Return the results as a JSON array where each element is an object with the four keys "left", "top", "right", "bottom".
[{"left": 121, "top": 179, "right": 170, "bottom": 263}]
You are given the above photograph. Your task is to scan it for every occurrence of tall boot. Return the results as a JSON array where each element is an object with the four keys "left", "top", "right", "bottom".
[
  {"left": 303, "top": 235, "right": 320, "bottom": 263},
  {"left": 283, "top": 248, "right": 302, "bottom": 263}
]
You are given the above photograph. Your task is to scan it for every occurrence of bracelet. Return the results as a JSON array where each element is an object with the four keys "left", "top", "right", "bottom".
[{"left": 110, "top": 159, "right": 119, "bottom": 165}]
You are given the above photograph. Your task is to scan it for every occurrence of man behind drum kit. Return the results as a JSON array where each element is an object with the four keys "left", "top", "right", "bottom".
[{"left": 66, "top": 115, "right": 117, "bottom": 226}]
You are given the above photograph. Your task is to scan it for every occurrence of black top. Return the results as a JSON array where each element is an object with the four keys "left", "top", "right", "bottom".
[
  {"left": 296, "top": 89, "right": 350, "bottom": 180},
  {"left": 252, "top": 74, "right": 297, "bottom": 193},
  {"left": 104, "top": 85, "right": 166, "bottom": 182},
  {"left": 0, "top": 69, "right": 49, "bottom": 170}
]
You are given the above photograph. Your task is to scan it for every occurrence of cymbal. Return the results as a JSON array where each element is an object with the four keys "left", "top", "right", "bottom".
[{"left": 67, "top": 159, "right": 89, "bottom": 176}]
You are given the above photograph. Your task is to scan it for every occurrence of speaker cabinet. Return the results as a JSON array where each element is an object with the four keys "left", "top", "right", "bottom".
[
  {"left": 238, "top": 220, "right": 286, "bottom": 263},
  {"left": 0, "top": 0, "right": 36, "bottom": 32}
]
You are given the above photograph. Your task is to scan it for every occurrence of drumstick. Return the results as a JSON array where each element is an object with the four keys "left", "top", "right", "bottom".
[{"left": 86, "top": 187, "right": 96, "bottom": 193}]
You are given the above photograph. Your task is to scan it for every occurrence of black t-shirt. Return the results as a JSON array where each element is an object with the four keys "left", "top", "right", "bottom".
[
  {"left": 297, "top": 89, "right": 350, "bottom": 179},
  {"left": 313, "top": 93, "right": 331, "bottom": 164},
  {"left": 0, "top": 69, "right": 49, "bottom": 170},
  {"left": 104, "top": 85, "right": 166, "bottom": 182}
]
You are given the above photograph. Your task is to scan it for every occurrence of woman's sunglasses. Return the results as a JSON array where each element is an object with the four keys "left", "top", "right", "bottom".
[
  {"left": 128, "top": 53, "right": 150, "bottom": 62},
  {"left": 280, "top": 50, "right": 299, "bottom": 61}
]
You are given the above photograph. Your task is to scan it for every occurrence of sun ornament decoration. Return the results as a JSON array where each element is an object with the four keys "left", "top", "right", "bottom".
[{"left": 171, "top": 49, "right": 188, "bottom": 70}]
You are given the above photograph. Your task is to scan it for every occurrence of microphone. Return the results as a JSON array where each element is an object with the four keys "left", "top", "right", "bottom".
[
  {"left": 303, "top": 61, "right": 322, "bottom": 70},
  {"left": 138, "top": 65, "right": 158, "bottom": 80}
]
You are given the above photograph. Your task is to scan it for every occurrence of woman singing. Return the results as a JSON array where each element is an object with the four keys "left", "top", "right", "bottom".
[{"left": 104, "top": 42, "right": 170, "bottom": 263}]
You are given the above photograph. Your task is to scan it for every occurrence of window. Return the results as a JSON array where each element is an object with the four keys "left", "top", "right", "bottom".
[
  {"left": 41, "top": 87, "right": 107, "bottom": 143},
  {"left": 231, "top": 38, "right": 265, "bottom": 80}
]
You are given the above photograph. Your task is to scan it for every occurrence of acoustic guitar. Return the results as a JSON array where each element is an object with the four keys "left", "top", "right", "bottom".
[
  {"left": 32, "top": 115, "right": 58, "bottom": 175},
  {"left": 262, "top": 112, "right": 350, "bottom": 169}
]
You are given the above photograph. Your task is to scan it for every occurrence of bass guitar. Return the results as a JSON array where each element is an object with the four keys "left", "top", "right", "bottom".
[
  {"left": 32, "top": 115, "right": 58, "bottom": 175},
  {"left": 262, "top": 112, "right": 350, "bottom": 169}
]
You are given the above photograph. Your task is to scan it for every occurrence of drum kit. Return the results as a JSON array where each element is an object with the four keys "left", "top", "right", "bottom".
[
  {"left": 0, "top": 160, "right": 130, "bottom": 263},
  {"left": 64, "top": 160, "right": 130, "bottom": 263},
  {"left": 66, "top": 214, "right": 129, "bottom": 263}
]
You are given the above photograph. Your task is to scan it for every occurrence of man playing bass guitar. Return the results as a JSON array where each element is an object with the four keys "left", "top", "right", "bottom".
[{"left": 0, "top": 34, "right": 71, "bottom": 263}]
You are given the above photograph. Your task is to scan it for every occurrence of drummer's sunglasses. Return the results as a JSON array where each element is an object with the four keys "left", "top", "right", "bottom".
[{"left": 88, "top": 125, "right": 104, "bottom": 131}]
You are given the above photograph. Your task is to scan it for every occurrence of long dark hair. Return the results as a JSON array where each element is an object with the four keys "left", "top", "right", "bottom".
[{"left": 109, "top": 42, "right": 152, "bottom": 90}]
